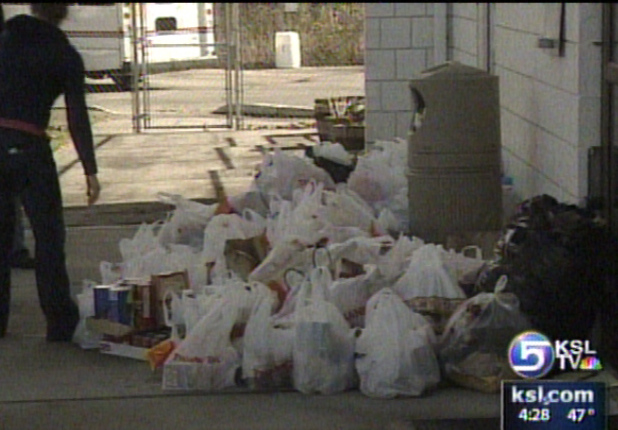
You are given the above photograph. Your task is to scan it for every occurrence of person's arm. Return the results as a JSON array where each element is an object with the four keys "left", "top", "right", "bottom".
[{"left": 64, "top": 48, "right": 100, "bottom": 205}]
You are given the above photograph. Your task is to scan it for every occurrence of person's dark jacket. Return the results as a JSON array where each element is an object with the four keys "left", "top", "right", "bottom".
[{"left": 0, "top": 14, "right": 97, "bottom": 175}]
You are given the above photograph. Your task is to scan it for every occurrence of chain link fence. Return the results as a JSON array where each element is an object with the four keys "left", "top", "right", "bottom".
[{"left": 70, "top": 3, "right": 365, "bottom": 136}]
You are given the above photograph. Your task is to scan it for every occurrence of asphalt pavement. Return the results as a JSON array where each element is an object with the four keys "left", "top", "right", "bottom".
[{"left": 1, "top": 66, "right": 616, "bottom": 430}]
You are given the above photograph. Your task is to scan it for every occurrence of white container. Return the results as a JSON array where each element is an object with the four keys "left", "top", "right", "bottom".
[{"left": 275, "top": 31, "right": 301, "bottom": 68}]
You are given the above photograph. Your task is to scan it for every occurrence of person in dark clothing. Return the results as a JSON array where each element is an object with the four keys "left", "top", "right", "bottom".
[
  {"left": 0, "top": 4, "right": 101, "bottom": 341},
  {"left": 0, "top": 4, "right": 36, "bottom": 270},
  {"left": 10, "top": 204, "right": 36, "bottom": 269}
]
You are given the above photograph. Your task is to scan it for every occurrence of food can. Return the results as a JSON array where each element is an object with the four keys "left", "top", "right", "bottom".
[
  {"left": 108, "top": 287, "right": 120, "bottom": 323},
  {"left": 133, "top": 282, "right": 158, "bottom": 331},
  {"left": 117, "top": 286, "right": 133, "bottom": 326},
  {"left": 109, "top": 286, "right": 133, "bottom": 325},
  {"left": 94, "top": 285, "right": 111, "bottom": 319}
]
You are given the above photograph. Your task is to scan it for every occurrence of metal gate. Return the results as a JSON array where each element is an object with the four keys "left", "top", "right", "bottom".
[{"left": 129, "top": 3, "right": 242, "bottom": 132}]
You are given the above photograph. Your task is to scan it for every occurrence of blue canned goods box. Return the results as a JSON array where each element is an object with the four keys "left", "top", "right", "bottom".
[
  {"left": 93, "top": 285, "right": 111, "bottom": 319},
  {"left": 107, "top": 285, "right": 134, "bottom": 325}
]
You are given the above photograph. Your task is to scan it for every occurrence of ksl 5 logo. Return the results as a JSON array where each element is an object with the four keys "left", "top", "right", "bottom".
[{"left": 508, "top": 331, "right": 602, "bottom": 379}]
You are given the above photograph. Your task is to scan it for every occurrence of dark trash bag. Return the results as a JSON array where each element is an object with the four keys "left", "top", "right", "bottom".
[
  {"left": 305, "top": 146, "right": 355, "bottom": 184},
  {"left": 475, "top": 194, "right": 611, "bottom": 343}
]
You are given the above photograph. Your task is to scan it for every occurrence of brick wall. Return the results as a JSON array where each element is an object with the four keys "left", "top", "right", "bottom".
[
  {"left": 365, "top": 3, "right": 602, "bottom": 204},
  {"left": 492, "top": 3, "right": 601, "bottom": 203},
  {"left": 364, "top": 3, "right": 435, "bottom": 141},
  {"left": 449, "top": 3, "right": 483, "bottom": 68}
]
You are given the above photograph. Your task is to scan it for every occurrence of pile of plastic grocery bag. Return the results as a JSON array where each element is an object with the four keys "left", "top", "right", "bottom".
[{"left": 78, "top": 142, "right": 607, "bottom": 398}]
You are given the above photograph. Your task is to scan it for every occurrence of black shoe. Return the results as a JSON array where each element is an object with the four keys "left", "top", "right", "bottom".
[
  {"left": 9, "top": 250, "right": 36, "bottom": 270},
  {"left": 46, "top": 313, "right": 79, "bottom": 342}
]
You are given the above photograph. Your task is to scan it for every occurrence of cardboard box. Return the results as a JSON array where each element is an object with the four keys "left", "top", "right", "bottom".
[
  {"left": 151, "top": 270, "right": 190, "bottom": 326},
  {"left": 130, "top": 281, "right": 158, "bottom": 331},
  {"left": 86, "top": 317, "right": 134, "bottom": 338},
  {"left": 99, "top": 340, "right": 148, "bottom": 361}
]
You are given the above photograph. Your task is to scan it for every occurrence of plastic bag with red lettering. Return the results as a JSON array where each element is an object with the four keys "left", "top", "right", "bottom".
[{"left": 162, "top": 299, "right": 241, "bottom": 391}]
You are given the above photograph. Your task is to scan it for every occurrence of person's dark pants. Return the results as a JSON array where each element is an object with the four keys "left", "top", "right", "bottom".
[
  {"left": 12, "top": 198, "right": 28, "bottom": 255},
  {"left": 0, "top": 129, "right": 78, "bottom": 338}
]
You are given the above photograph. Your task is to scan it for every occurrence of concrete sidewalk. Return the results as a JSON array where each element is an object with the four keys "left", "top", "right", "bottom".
[{"left": 57, "top": 127, "right": 315, "bottom": 226}]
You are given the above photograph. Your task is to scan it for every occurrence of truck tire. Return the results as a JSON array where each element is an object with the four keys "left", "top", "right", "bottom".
[{"left": 110, "top": 72, "right": 132, "bottom": 91}]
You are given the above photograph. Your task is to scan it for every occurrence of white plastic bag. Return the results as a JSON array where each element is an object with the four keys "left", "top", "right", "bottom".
[
  {"left": 312, "top": 142, "right": 354, "bottom": 167},
  {"left": 119, "top": 222, "right": 162, "bottom": 264},
  {"left": 228, "top": 190, "right": 270, "bottom": 218},
  {"left": 393, "top": 244, "right": 466, "bottom": 334},
  {"left": 438, "top": 276, "right": 532, "bottom": 393},
  {"left": 356, "top": 288, "right": 440, "bottom": 398},
  {"left": 242, "top": 294, "right": 295, "bottom": 389},
  {"left": 248, "top": 236, "right": 313, "bottom": 287},
  {"left": 318, "top": 186, "right": 376, "bottom": 232},
  {"left": 347, "top": 140, "right": 409, "bottom": 229},
  {"left": 157, "top": 192, "right": 217, "bottom": 249},
  {"left": 242, "top": 295, "right": 274, "bottom": 380},
  {"left": 255, "top": 150, "right": 335, "bottom": 200},
  {"left": 163, "top": 299, "right": 240, "bottom": 391},
  {"left": 99, "top": 261, "right": 123, "bottom": 284},
  {"left": 281, "top": 181, "right": 329, "bottom": 246},
  {"left": 168, "top": 244, "right": 207, "bottom": 288},
  {"left": 293, "top": 267, "right": 356, "bottom": 395},
  {"left": 167, "top": 277, "right": 273, "bottom": 341},
  {"left": 327, "top": 264, "right": 378, "bottom": 328},
  {"left": 270, "top": 268, "right": 308, "bottom": 324},
  {"left": 315, "top": 224, "right": 370, "bottom": 245},
  {"left": 202, "top": 210, "right": 266, "bottom": 264},
  {"left": 376, "top": 208, "right": 403, "bottom": 235},
  {"left": 377, "top": 234, "right": 425, "bottom": 285},
  {"left": 441, "top": 245, "right": 485, "bottom": 286},
  {"left": 73, "top": 280, "right": 102, "bottom": 349},
  {"left": 328, "top": 236, "right": 395, "bottom": 272}
]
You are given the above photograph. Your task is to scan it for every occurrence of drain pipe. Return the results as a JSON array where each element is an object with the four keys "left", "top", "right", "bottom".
[{"left": 433, "top": 3, "right": 448, "bottom": 65}]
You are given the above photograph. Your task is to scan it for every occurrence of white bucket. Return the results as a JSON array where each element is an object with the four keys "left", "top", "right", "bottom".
[{"left": 275, "top": 31, "right": 301, "bottom": 68}]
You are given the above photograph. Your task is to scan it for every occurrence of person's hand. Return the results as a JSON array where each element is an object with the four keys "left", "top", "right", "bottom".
[{"left": 86, "top": 174, "right": 101, "bottom": 206}]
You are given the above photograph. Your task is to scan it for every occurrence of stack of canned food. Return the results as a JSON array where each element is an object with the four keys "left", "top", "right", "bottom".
[{"left": 90, "top": 278, "right": 171, "bottom": 349}]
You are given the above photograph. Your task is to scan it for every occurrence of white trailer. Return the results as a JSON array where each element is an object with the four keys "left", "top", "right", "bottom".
[{"left": 2, "top": 3, "right": 216, "bottom": 89}]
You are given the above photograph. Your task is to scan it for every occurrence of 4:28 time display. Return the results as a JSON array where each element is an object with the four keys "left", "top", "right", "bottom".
[{"left": 519, "top": 408, "right": 551, "bottom": 422}]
